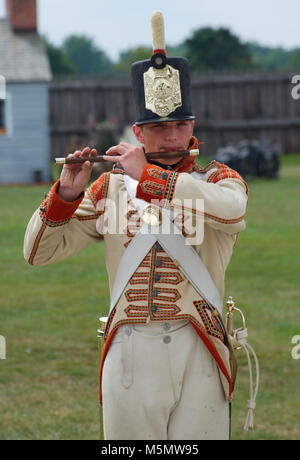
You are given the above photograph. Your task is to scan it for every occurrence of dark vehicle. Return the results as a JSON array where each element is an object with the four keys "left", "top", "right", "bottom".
[{"left": 215, "top": 140, "right": 281, "bottom": 179}]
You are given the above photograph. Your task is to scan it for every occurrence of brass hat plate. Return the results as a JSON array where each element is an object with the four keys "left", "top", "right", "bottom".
[
  {"left": 142, "top": 204, "right": 162, "bottom": 226},
  {"left": 143, "top": 64, "right": 182, "bottom": 117}
]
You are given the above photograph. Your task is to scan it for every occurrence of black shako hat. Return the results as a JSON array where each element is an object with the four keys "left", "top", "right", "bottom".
[{"left": 131, "top": 11, "right": 195, "bottom": 125}]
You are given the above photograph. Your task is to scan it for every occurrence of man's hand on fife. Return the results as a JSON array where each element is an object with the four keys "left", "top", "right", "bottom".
[
  {"left": 103, "top": 143, "right": 147, "bottom": 180},
  {"left": 58, "top": 147, "right": 97, "bottom": 202}
]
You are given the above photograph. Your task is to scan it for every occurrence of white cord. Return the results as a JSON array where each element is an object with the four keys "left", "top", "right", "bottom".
[{"left": 234, "top": 328, "right": 260, "bottom": 431}]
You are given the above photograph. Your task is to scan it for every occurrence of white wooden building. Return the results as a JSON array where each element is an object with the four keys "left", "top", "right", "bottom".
[{"left": 0, "top": 0, "right": 52, "bottom": 184}]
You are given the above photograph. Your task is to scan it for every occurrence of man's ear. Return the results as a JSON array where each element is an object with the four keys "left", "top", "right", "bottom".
[{"left": 132, "top": 124, "right": 144, "bottom": 144}]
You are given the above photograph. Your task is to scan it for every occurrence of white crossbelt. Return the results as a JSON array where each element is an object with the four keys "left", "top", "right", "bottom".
[{"left": 108, "top": 173, "right": 223, "bottom": 316}]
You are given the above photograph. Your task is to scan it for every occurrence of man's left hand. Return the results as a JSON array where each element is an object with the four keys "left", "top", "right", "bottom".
[{"left": 103, "top": 143, "right": 147, "bottom": 180}]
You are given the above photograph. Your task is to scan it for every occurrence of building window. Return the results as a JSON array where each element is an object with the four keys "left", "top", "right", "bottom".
[{"left": 0, "top": 99, "right": 5, "bottom": 135}]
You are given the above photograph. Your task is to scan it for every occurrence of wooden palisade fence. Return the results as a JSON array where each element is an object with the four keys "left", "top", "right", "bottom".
[{"left": 49, "top": 71, "right": 300, "bottom": 158}]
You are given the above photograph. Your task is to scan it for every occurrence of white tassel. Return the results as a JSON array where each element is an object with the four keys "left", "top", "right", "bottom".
[
  {"left": 234, "top": 329, "right": 260, "bottom": 431},
  {"left": 244, "top": 399, "right": 256, "bottom": 430}
]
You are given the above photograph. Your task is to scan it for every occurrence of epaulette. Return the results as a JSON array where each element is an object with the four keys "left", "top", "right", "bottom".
[
  {"left": 109, "top": 167, "right": 125, "bottom": 175},
  {"left": 206, "top": 162, "right": 248, "bottom": 194},
  {"left": 87, "top": 168, "right": 126, "bottom": 209},
  {"left": 193, "top": 161, "right": 248, "bottom": 195},
  {"left": 193, "top": 160, "right": 222, "bottom": 174},
  {"left": 86, "top": 172, "right": 110, "bottom": 209}
]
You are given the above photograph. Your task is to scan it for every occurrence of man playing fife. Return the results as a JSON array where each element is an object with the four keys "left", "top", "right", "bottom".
[{"left": 24, "top": 12, "right": 248, "bottom": 440}]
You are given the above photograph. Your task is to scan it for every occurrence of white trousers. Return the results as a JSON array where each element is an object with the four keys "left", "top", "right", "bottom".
[{"left": 102, "top": 320, "right": 230, "bottom": 440}]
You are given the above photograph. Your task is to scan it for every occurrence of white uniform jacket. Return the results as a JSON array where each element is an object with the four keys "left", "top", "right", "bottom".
[{"left": 24, "top": 137, "right": 249, "bottom": 402}]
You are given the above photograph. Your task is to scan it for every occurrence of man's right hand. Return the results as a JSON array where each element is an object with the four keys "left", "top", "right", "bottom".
[{"left": 58, "top": 147, "right": 97, "bottom": 202}]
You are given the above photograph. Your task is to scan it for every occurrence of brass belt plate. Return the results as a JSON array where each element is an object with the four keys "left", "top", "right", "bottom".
[{"left": 142, "top": 204, "right": 162, "bottom": 226}]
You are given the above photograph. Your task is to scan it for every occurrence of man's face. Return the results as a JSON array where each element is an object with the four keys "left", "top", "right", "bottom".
[{"left": 133, "top": 120, "right": 194, "bottom": 165}]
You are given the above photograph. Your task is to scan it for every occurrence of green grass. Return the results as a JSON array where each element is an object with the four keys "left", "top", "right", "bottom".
[{"left": 0, "top": 155, "right": 299, "bottom": 440}]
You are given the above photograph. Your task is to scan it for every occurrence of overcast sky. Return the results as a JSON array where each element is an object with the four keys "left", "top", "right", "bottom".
[{"left": 1, "top": 0, "right": 300, "bottom": 61}]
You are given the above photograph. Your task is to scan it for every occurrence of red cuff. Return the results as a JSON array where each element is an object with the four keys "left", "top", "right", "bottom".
[
  {"left": 41, "top": 180, "right": 84, "bottom": 223},
  {"left": 136, "top": 163, "right": 178, "bottom": 203}
]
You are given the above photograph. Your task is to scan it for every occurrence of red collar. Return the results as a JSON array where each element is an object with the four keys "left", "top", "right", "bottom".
[{"left": 173, "top": 136, "right": 199, "bottom": 173}]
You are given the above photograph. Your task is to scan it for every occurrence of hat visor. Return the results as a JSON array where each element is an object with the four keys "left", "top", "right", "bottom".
[{"left": 134, "top": 115, "right": 195, "bottom": 126}]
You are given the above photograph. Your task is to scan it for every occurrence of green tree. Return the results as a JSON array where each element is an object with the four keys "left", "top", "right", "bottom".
[
  {"left": 43, "top": 37, "right": 77, "bottom": 77},
  {"left": 62, "top": 35, "right": 113, "bottom": 76},
  {"left": 167, "top": 43, "right": 188, "bottom": 58},
  {"left": 185, "top": 27, "right": 252, "bottom": 71},
  {"left": 114, "top": 46, "right": 153, "bottom": 74},
  {"left": 114, "top": 43, "right": 189, "bottom": 75},
  {"left": 284, "top": 48, "right": 300, "bottom": 70},
  {"left": 248, "top": 42, "right": 293, "bottom": 70}
]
